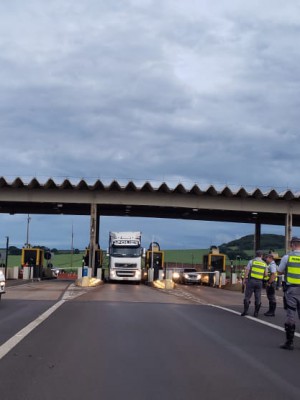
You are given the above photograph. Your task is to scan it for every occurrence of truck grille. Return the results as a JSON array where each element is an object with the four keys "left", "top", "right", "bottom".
[
  {"left": 115, "top": 263, "right": 137, "bottom": 269},
  {"left": 116, "top": 271, "right": 136, "bottom": 277}
]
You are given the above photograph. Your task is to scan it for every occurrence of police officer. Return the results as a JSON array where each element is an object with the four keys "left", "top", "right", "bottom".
[
  {"left": 241, "top": 250, "right": 268, "bottom": 317},
  {"left": 263, "top": 253, "right": 277, "bottom": 317},
  {"left": 277, "top": 236, "right": 300, "bottom": 350}
]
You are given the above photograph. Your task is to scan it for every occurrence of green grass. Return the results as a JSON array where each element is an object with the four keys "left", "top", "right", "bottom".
[
  {"left": 163, "top": 249, "right": 210, "bottom": 264},
  {"left": 5, "top": 247, "right": 285, "bottom": 271},
  {"left": 6, "top": 253, "right": 84, "bottom": 272}
]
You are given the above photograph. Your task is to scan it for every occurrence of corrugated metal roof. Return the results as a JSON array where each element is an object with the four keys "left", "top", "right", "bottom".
[{"left": 0, "top": 176, "right": 298, "bottom": 200}]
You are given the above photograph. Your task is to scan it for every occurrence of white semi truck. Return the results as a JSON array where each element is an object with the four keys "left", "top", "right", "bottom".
[{"left": 108, "top": 232, "right": 145, "bottom": 283}]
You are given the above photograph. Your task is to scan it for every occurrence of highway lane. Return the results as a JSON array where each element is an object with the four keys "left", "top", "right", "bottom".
[
  {"left": 167, "top": 284, "right": 292, "bottom": 328},
  {"left": 0, "top": 281, "right": 300, "bottom": 400},
  {"left": 0, "top": 281, "right": 72, "bottom": 346}
]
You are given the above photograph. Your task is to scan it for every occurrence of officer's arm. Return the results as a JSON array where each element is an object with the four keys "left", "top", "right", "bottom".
[
  {"left": 268, "top": 272, "right": 276, "bottom": 284},
  {"left": 244, "top": 266, "right": 250, "bottom": 279},
  {"left": 277, "top": 256, "right": 287, "bottom": 276}
]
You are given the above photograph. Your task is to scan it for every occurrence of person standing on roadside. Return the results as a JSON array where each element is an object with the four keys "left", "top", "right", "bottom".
[
  {"left": 263, "top": 253, "right": 277, "bottom": 317},
  {"left": 241, "top": 250, "right": 268, "bottom": 318},
  {"left": 277, "top": 236, "right": 300, "bottom": 350}
]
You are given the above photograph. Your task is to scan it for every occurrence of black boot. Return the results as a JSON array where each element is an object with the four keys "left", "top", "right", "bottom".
[
  {"left": 254, "top": 303, "right": 261, "bottom": 318},
  {"left": 280, "top": 324, "right": 295, "bottom": 350},
  {"left": 264, "top": 302, "right": 276, "bottom": 317},
  {"left": 241, "top": 299, "right": 250, "bottom": 316}
]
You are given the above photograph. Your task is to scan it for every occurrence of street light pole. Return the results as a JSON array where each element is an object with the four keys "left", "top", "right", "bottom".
[{"left": 26, "top": 214, "right": 31, "bottom": 247}]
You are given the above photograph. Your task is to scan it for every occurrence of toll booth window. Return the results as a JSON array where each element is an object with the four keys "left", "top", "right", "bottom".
[
  {"left": 211, "top": 256, "right": 225, "bottom": 272},
  {"left": 24, "top": 250, "right": 37, "bottom": 265}
]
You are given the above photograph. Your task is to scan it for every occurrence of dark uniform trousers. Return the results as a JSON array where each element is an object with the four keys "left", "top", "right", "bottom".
[{"left": 241, "top": 278, "right": 262, "bottom": 316}]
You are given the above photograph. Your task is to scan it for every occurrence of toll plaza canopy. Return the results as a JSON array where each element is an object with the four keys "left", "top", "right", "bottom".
[
  {"left": 0, "top": 177, "right": 299, "bottom": 226},
  {"left": 0, "top": 177, "right": 299, "bottom": 257}
]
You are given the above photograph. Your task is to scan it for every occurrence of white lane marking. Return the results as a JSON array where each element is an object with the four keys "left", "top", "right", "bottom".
[
  {"left": 0, "top": 300, "right": 65, "bottom": 360},
  {"left": 161, "top": 287, "right": 300, "bottom": 338},
  {"left": 0, "top": 283, "right": 89, "bottom": 360}
]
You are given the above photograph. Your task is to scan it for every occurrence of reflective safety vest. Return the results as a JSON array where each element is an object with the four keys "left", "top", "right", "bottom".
[
  {"left": 264, "top": 262, "right": 278, "bottom": 282},
  {"left": 250, "top": 260, "right": 267, "bottom": 280},
  {"left": 286, "top": 255, "right": 300, "bottom": 285}
]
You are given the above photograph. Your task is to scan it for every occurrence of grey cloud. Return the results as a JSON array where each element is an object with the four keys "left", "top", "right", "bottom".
[{"left": 1, "top": 1, "right": 300, "bottom": 248}]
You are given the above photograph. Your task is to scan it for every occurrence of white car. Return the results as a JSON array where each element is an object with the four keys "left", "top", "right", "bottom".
[
  {"left": 0, "top": 270, "right": 6, "bottom": 300},
  {"left": 179, "top": 268, "right": 201, "bottom": 285}
]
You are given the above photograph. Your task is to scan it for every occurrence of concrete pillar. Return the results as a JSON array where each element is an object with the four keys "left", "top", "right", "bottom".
[
  {"left": 89, "top": 203, "right": 99, "bottom": 277},
  {"left": 215, "top": 271, "right": 220, "bottom": 286},
  {"left": 220, "top": 272, "right": 226, "bottom": 286},
  {"left": 148, "top": 268, "right": 154, "bottom": 282},
  {"left": 285, "top": 212, "right": 293, "bottom": 252},
  {"left": 23, "top": 266, "right": 33, "bottom": 280},
  {"left": 231, "top": 273, "right": 237, "bottom": 284},
  {"left": 166, "top": 270, "right": 173, "bottom": 280},
  {"left": 96, "top": 268, "right": 102, "bottom": 280},
  {"left": 254, "top": 222, "right": 261, "bottom": 252}
]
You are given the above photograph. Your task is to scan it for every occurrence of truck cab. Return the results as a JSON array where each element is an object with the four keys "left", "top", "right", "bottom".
[{"left": 108, "top": 232, "right": 144, "bottom": 283}]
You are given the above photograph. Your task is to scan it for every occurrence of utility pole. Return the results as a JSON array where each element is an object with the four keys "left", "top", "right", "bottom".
[{"left": 26, "top": 214, "right": 31, "bottom": 247}]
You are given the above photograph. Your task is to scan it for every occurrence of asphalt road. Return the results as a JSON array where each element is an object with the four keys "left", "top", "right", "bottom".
[{"left": 0, "top": 281, "right": 300, "bottom": 400}]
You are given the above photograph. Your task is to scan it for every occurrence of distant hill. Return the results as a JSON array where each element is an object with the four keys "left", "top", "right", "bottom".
[
  {"left": 163, "top": 234, "right": 285, "bottom": 266},
  {"left": 220, "top": 234, "right": 284, "bottom": 250},
  {"left": 219, "top": 234, "right": 285, "bottom": 260}
]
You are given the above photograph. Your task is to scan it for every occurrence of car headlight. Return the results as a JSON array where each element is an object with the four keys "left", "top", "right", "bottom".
[
  {"left": 184, "top": 274, "right": 189, "bottom": 279},
  {"left": 173, "top": 272, "right": 180, "bottom": 279},
  {"left": 197, "top": 275, "right": 201, "bottom": 280}
]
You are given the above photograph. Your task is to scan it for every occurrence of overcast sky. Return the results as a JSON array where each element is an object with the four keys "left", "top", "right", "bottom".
[{"left": 1, "top": 0, "right": 300, "bottom": 252}]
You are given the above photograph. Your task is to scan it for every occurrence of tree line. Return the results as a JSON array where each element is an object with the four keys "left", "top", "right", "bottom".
[{"left": 6, "top": 246, "right": 81, "bottom": 256}]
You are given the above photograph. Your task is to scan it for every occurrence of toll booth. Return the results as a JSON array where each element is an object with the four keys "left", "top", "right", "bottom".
[
  {"left": 202, "top": 246, "right": 227, "bottom": 286},
  {"left": 146, "top": 242, "right": 164, "bottom": 280},
  {"left": 21, "top": 247, "right": 44, "bottom": 279},
  {"left": 84, "top": 247, "right": 103, "bottom": 277}
]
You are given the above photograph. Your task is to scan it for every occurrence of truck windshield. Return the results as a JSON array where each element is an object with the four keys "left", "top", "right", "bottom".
[{"left": 111, "top": 247, "right": 142, "bottom": 257}]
